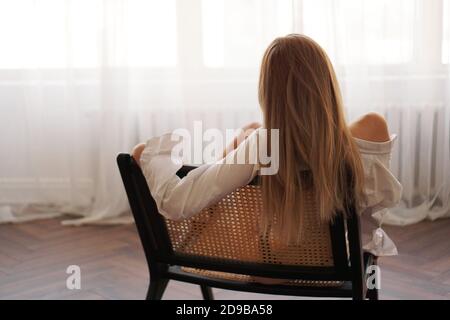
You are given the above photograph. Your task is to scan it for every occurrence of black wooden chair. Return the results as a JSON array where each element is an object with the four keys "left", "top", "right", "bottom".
[{"left": 117, "top": 153, "right": 378, "bottom": 300}]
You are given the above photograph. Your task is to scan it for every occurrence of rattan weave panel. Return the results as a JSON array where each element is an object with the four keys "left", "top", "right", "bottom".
[{"left": 165, "top": 185, "right": 334, "bottom": 267}]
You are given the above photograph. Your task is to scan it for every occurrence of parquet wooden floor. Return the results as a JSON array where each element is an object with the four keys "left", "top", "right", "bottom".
[{"left": 0, "top": 216, "right": 449, "bottom": 300}]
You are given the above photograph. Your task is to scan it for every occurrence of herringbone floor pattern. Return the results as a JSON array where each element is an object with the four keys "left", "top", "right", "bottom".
[{"left": 0, "top": 216, "right": 449, "bottom": 300}]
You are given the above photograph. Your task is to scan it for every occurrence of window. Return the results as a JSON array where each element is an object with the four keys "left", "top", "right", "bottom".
[
  {"left": 201, "top": 0, "right": 293, "bottom": 68},
  {"left": 303, "top": 0, "right": 415, "bottom": 65},
  {"left": 443, "top": 0, "right": 450, "bottom": 64},
  {"left": 0, "top": 0, "right": 177, "bottom": 69},
  {"left": 0, "top": 0, "right": 73, "bottom": 69},
  {"left": 126, "top": 0, "right": 177, "bottom": 67},
  {"left": 0, "top": 0, "right": 447, "bottom": 70}
]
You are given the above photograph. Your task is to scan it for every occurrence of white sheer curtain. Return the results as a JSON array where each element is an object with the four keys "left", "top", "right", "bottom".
[
  {"left": 0, "top": 0, "right": 449, "bottom": 226},
  {"left": 299, "top": 0, "right": 450, "bottom": 225}
]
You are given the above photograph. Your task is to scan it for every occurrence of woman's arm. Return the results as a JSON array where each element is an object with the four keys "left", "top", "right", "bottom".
[
  {"left": 132, "top": 122, "right": 262, "bottom": 166},
  {"left": 137, "top": 131, "right": 259, "bottom": 221},
  {"left": 221, "top": 122, "right": 261, "bottom": 159}
]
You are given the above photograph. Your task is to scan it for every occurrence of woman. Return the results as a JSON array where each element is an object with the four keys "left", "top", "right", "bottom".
[{"left": 132, "top": 34, "right": 401, "bottom": 255}]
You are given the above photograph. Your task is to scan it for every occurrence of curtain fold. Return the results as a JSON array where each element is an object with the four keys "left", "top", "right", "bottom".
[{"left": 0, "top": 0, "right": 449, "bottom": 225}]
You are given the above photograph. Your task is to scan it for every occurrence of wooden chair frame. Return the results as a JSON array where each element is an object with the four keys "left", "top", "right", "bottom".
[{"left": 116, "top": 153, "right": 378, "bottom": 300}]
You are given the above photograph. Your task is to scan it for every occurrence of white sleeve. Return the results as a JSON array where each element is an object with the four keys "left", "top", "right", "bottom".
[
  {"left": 140, "top": 131, "right": 259, "bottom": 221},
  {"left": 356, "top": 135, "right": 403, "bottom": 216},
  {"left": 355, "top": 134, "right": 402, "bottom": 256}
]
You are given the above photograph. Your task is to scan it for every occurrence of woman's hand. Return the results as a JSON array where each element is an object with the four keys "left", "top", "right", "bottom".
[
  {"left": 221, "top": 122, "right": 262, "bottom": 159},
  {"left": 242, "top": 122, "right": 262, "bottom": 131}
]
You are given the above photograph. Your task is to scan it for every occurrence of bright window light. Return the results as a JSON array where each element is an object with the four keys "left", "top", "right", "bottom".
[
  {"left": 0, "top": 0, "right": 177, "bottom": 69},
  {"left": 303, "top": 0, "right": 415, "bottom": 65},
  {"left": 127, "top": 0, "right": 177, "bottom": 67},
  {"left": 202, "top": 0, "right": 225, "bottom": 68},
  {"left": 201, "top": 0, "right": 293, "bottom": 68},
  {"left": 443, "top": 0, "right": 450, "bottom": 64}
]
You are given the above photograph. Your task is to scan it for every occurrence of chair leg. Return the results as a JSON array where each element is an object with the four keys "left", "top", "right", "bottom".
[
  {"left": 146, "top": 278, "right": 169, "bottom": 300},
  {"left": 352, "top": 292, "right": 364, "bottom": 300},
  {"left": 366, "top": 288, "right": 379, "bottom": 300},
  {"left": 351, "top": 282, "right": 365, "bottom": 300},
  {"left": 200, "top": 285, "right": 214, "bottom": 300},
  {"left": 365, "top": 255, "right": 379, "bottom": 300}
]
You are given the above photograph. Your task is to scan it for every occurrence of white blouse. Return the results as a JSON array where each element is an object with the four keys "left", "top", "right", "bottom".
[{"left": 140, "top": 129, "right": 402, "bottom": 256}]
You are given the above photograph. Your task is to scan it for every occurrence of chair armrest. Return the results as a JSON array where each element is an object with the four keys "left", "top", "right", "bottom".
[{"left": 176, "top": 165, "right": 198, "bottom": 178}]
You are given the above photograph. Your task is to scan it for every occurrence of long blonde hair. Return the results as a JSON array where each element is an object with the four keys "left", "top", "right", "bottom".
[{"left": 258, "top": 34, "right": 364, "bottom": 244}]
